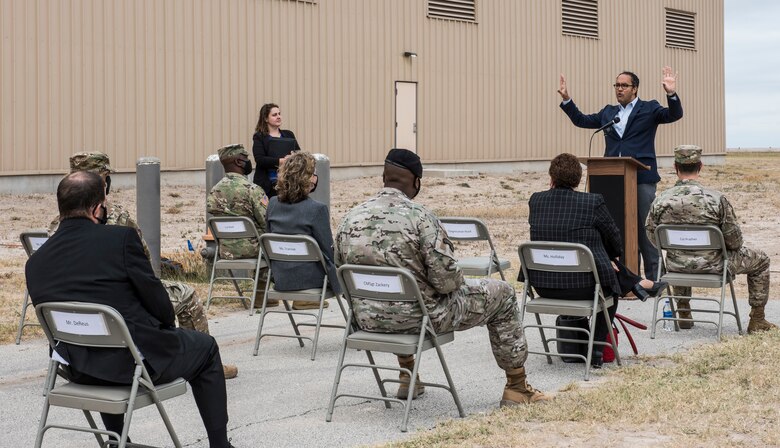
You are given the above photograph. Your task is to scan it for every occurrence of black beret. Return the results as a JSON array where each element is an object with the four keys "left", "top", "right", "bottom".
[{"left": 384, "top": 148, "right": 423, "bottom": 178}]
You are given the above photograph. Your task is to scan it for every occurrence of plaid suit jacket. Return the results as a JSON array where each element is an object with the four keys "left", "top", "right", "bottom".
[{"left": 525, "top": 187, "right": 623, "bottom": 293}]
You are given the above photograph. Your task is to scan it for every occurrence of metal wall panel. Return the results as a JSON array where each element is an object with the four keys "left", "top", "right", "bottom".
[{"left": 0, "top": 0, "right": 724, "bottom": 176}]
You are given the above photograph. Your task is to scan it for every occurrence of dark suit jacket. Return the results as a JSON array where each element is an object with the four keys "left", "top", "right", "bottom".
[
  {"left": 560, "top": 95, "right": 683, "bottom": 184},
  {"left": 251, "top": 129, "right": 301, "bottom": 197},
  {"left": 26, "top": 218, "right": 180, "bottom": 384},
  {"left": 526, "top": 188, "right": 623, "bottom": 293},
  {"left": 266, "top": 197, "right": 341, "bottom": 294}
]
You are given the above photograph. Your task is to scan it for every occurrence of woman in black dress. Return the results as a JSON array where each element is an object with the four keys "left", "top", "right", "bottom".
[{"left": 252, "top": 103, "right": 301, "bottom": 197}]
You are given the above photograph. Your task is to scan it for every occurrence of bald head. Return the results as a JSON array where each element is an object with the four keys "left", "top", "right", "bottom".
[{"left": 57, "top": 171, "right": 106, "bottom": 220}]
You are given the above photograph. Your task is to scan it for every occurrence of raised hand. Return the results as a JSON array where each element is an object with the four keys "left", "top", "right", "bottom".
[
  {"left": 558, "top": 73, "right": 571, "bottom": 101},
  {"left": 662, "top": 66, "right": 678, "bottom": 95}
]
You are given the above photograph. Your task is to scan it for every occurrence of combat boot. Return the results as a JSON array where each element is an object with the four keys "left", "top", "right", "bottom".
[
  {"left": 222, "top": 363, "right": 239, "bottom": 380},
  {"left": 499, "top": 367, "right": 552, "bottom": 407},
  {"left": 747, "top": 305, "right": 778, "bottom": 334},
  {"left": 396, "top": 355, "right": 425, "bottom": 400},
  {"left": 677, "top": 299, "right": 694, "bottom": 329}
]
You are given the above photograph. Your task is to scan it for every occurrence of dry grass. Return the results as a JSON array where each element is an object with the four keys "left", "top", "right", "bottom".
[{"left": 385, "top": 330, "right": 780, "bottom": 448}]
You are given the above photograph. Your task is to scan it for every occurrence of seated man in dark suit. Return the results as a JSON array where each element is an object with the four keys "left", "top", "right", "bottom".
[
  {"left": 526, "top": 153, "right": 666, "bottom": 367},
  {"left": 26, "top": 171, "right": 235, "bottom": 448}
]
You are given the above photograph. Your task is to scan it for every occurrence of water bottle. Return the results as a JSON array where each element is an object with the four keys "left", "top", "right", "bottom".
[{"left": 662, "top": 300, "right": 673, "bottom": 331}]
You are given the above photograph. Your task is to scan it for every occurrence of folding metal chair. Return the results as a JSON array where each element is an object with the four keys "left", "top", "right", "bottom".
[
  {"left": 650, "top": 224, "right": 743, "bottom": 340},
  {"left": 16, "top": 231, "right": 49, "bottom": 344},
  {"left": 253, "top": 233, "right": 347, "bottom": 360},
  {"left": 34, "top": 302, "right": 187, "bottom": 448},
  {"left": 205, "top": 216, "right": 267, "bottom": 315},
  {"left": 518, "top": 242, "right": 620, "bottom": 381},
  {"left": 439, "top": 217, "right": 511, "bottom": 280},
  {"left": 326, "top": 264, "right": 465, "bottom": 432}
]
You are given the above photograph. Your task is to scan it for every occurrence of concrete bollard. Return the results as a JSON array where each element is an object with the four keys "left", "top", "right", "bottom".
[
  {"left": 136, "top": 157, "right": 161, "bottom": 277},
  {"left": 311, "top": 153, "right": 331, "bottom": 209},
  {"left": 205, "top": 154, "right": 225, "bottom": 226}
]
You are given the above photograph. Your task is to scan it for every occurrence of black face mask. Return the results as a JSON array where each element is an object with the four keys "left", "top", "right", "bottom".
[
  {"left": 412, "top": 177, "right": 421, "bottom": 199},
  {"left": 310, "top": 175, "right": 318, "bottom": 193},
  {"left": 241, "top": 159, "right": 253, "bottom": 176},
  {"left": 96, "top": 204, "right": 108, "bottom": 225},
  {"left": 104, "top": 175, "right": 111, "bottom": 195}
]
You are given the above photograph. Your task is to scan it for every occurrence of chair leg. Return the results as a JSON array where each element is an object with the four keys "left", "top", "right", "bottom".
[
  {"left": 81, "top": 410, "right": 107, "bottom": 447},
  {"left": 650, "top": 295, "right": 661, "bottom": 339},
  {"left": 729, "top": 280, "right": 744, "bottom": 335},
  {"left": 717, "top": 284, "right": 727, "bottom": 341},
  {"left": 433, "top": 342, "right": 465, "bottom": 418},
  {"left": 15, "top": 290, "right": 31, "bottom": 345},
  {"left": 283, "top": 300, "right": 306, "bottom": 348},
  {"left": 227, "top": 270, "right": 249, "bottom": 310},
  {"left": 247, "top": 265, "right": 262, "bottom": 315},
  {"left": 400, "top": 331, "right": 428, "bottom": 433},
  {"left": 535, "top": 313, "right": 552, "bottom": 364},
  {"left": 150, "top": 396, "right": 183, "bottom": 448},
  {"left": 601, "top": 306, "right": 620, "bottom": 366},
  {"left": 326, "top": 325, "right": 352, "bottom": 421},
  {"left": 364, "top": 350, "right": 390, "bottom": 408},
  {"left": 584, "top": 307, "right": 599, "bottom": 381},
  {"left": 205, "top": 260, "right": 219, "bottom": 311},
  {"left": 310, "top": 296, "right": 326, "bottom": 361}
]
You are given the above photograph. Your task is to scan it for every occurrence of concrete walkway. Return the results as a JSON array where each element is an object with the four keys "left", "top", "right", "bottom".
[{"left": 1, "top": 297, "right": 774, "bottom": 448}]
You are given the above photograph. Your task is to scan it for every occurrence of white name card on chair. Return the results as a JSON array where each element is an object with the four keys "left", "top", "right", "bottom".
[
  {"left": 51, "top": 311, "right": 110, "bottom": 336},
  {"left": 441, "top": 222, "right": 479, "bottom": 238},
  {"left": 269, "top": 241, "right": 309, "bottom": 256},
  {"left": 530, "top": 248, "right": 579, "bottom": 266},
  {"left": 214, "top": 221, "right": 247, "bottom": 233},
  {"left": 29, "top": 237, "right": 49, "bottom": 252},
  {"left": 666, "top": 230, "right": 710, "bottom": 246},
  {"left": 351, "top": 273, "right": 404, "bottom": 293}
]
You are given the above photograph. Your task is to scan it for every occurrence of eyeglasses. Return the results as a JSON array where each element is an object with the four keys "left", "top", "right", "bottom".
[{"left": 613, "top": 83, "right": 634, "bottom": 90}]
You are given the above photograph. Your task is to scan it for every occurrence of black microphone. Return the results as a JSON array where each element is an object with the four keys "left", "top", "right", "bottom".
[
  {"left": 588, "top": 116, "right": 621, "bottom": 159},
  {"left": 596, "top": 115, "right": 621, "bottom": 133}
]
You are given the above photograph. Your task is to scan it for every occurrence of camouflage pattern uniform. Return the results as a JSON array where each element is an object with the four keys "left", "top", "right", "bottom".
[
  {"left": 335, "top": 187, "right": 527, "bottom": 371},
  {"left": 206, "top": 172, "right": 268, "bottom": 259},
  {"left": 645, "top": 147, "right": 770, "bottom": 308},
  {"left": 50, "top": 152, "right": 210, "bottom": 334}
]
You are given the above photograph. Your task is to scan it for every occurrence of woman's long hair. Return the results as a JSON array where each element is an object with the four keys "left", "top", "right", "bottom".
[
  {"left": 254, "top": 103, "right": 279, "bottom": 135},
  {"left": 276, "top": 151, "right": 315, "bottom": 204}
]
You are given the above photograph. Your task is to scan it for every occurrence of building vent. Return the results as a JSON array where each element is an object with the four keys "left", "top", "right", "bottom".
[
  {"left": 561, "top": 0, "right": 599, "bottom": 39},
  {"left": 428, "top": 0, "right": 477, "bottom": 23},
  {"left": 666, "top": 9, "right": 696, "bottom": 50}
]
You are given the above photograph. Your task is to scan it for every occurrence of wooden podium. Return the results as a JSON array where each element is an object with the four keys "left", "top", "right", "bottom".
[{"left": 580, "top": 157, "right": 649, "bottom": 274}]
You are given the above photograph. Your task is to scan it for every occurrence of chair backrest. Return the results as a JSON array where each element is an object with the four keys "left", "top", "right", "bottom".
[
  {"left": 655, "top": 224, "right": 726, "bottom": 252},
  {"left": 207, "top": 216, "right": 260, "bottom": 241},
  {"left": 337, "top": 264, "right": 429, "bottom": 319},
  {"left": 518, "top": 241, "right": 601, "bottom": 285},
  {"left": 439, "top": 217, "right": 491, "bottom": 242},
  {"left": 35, "top": 301, "right": 145, "bottom": 368},
  {"left": 20, "top": 231, "right": 49, "bottom": 257},
  {"left": 259, "top": 233, "right": 326, "bottom": 265}
]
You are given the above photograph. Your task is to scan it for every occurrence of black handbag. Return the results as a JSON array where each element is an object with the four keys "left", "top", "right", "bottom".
[{"left": 555, "top": 315, "right": 589, "bottom": 363}]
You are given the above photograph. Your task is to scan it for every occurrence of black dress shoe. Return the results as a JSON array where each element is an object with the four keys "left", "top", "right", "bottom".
[
  {"left": 645, "top": 281, "right": 669, "bottom": 297},
  {"left": 630, "top": 283, "right": 650, "bottom": 302},
  {"left": 591, "top": 350, "right": 604, "bottom": 369}
]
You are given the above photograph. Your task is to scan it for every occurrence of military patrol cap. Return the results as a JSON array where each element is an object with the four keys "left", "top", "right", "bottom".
[
  {"left": 217, "top": 144, "right": 248, "bottom": 161},
  {"left": 674, "top": 145, "right": 702, "bottom": 165},
  {"left": 385, "top": 148, "right": 423, "bottom": 178},
  {"left": 69, "top": 152, "right": 114, "bottom": 174}
]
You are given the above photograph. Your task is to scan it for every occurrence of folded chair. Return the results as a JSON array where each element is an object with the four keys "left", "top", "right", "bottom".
[
  {"left": 650, "top": 224, "right": 743, "bottom": 339},
  {"left": 518, "top": 242, "right": 620, "bottom": 381},
  {"left": 326, "top": 264, "right": 465, "bottom": 432},
  {"left": 440, "top": 217, "right": 511, "bottom": 280},
  {"left": 16, "top": 231, "right": 49, "bottom": 344},
  {"left": 205, "top": 216, "right": 267, "bottom": 315},
  {"left": 34, "top": 302, "right": 187, "bottom": 448},
  {"left": 253, "top": 233, "right": 347, "bottom": 360}
]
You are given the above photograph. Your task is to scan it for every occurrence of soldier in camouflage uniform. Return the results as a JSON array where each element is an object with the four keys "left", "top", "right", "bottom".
[
  {"left": 49, "top": 152, "right": 238, "bottom": 379},
  {"left": 335, "top": 148, "right": 550, "bottom": 407},
  {"left": 646, "top": 145, "right": 776, "bottom": 334},
  {"left": 206, "top": 144, "right": 273, "bottom": 307}
]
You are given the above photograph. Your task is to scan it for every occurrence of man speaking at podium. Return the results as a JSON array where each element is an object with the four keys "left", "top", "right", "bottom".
[{"left": 557, "top": 66, "right": 683, "bottom": 280}]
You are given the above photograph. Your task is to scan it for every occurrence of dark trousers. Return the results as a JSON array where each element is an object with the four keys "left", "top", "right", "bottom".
[
  {"left": 71, "top": 329, "right": 229, "bottom": 448},
  {"left": 535, "top": 260, "right": 641, "bottom": 342},
  {"left": 637, "top": 182, "right": 659, "bottom": 280}
]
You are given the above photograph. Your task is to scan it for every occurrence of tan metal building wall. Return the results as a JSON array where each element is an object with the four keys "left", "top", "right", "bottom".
[{"left": 0, "top": 0, "right": 723, "bottom": 176}]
